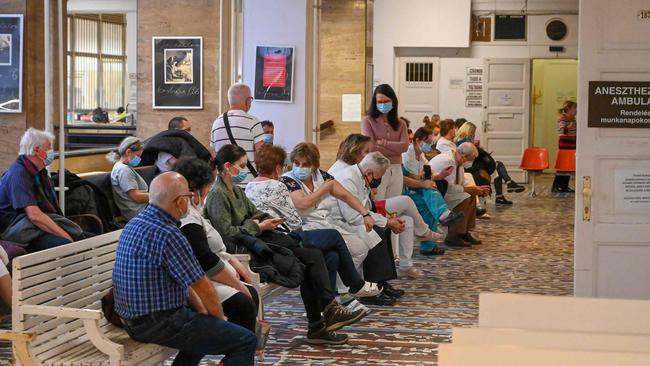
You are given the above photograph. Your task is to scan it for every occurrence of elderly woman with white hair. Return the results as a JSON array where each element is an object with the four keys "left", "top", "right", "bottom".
[
  {"left": 0, "top": 128, "right": 84, "bottom": 251},
  {"left": 107, "top": 136, "right": 149, "bottom": 221},
  {"left": 329, "top": 151, "right": 441, "bottom": 280}
]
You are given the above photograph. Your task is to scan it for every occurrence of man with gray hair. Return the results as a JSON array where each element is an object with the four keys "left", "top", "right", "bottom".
[
  {"left": 210, "top": 83, "right": 264, "bottom": 184},
  {"left": 0, "top": 128, "right": 82, "bottom": 251},
  {"left": 429, "top": 142, "right": 490, "bottom": 247},
  {"left": 113, "top": 172, "right": 256, "bottom": 366},
  {"left": 329, "top": 151, "right": 441, "bottom": 282}
]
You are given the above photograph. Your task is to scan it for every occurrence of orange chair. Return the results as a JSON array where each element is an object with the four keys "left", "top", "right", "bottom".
[
  {"left": 555, "top": 149, "right": 576, "bottom": 173},
  {"left": 520, "top": 148, "right": 549, "bottom": 197}
]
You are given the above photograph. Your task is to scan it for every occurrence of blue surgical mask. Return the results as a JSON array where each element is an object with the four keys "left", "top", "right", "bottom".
[
  {"left": 128, "top": 155, "right": 141, "bottom": 167},
  {"left": 420, "top": 143, "right": 433, "bottom": 153},
  {"left": 292, "top": 166, "right": 312, "bottom": 181},
  {"left": 232, "top": 167, "right": 249, "bottom": 183},
  {"left": 376, "top": 102, "right": 393, "bottom": 114},
  {"left": 43, "top": 150, "right": 55, "bottom": 167},
  {"left": 263, "top": 134, "right": 274, "bottom": 144}
]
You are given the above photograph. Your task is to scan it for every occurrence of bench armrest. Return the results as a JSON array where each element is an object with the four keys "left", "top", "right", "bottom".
[
  {"left": 20, "top": 304, "right": 103, "bottom": 320},
  {"left": 0, "top": 330, "right": 36, "bottom": 366}
]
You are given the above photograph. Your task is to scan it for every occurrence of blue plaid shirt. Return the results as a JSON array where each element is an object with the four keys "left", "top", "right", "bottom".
[{"left": 113, "top": 204, "right": 204, "bottom": 319}]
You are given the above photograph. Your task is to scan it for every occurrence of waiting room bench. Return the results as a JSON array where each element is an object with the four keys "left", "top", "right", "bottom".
[
  {"left": 0, "top": 230, "right": 288, "bottom": 365},
  {"left": 0, "top": 230, "right": 176, "bottom": 366},
  {"left": 438, "top": 292, "right": 650, "bottom": 366}
]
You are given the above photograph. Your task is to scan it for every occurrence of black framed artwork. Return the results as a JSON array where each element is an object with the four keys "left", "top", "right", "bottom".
[
  {"left": 254, "top": 46, "right": 294, "bottom": 103},
  {"left": 0, "top": 14, "right": 23, "bottom": 113},
  {"left": 152, "top": 36, "right": 202, "bottom": 109}
]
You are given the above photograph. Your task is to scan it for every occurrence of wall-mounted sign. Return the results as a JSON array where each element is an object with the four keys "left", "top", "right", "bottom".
[
  {"left": 152, "top": 36, "right": 203, "bottom": 109},
  {"left": 588, "top": 81, "right": 650, "bottom": 128},
  {"left": 254, "top": 46, "right": 294, "bottom": 103},
  {"left": 0, "top": 15, "right": 23, "bottom": 113},
  {"left": 638, "top": 10, "right": 650, "bottom": 20},
  {"left": 615, "top": 168, "right": 650, "bottom": 211}
]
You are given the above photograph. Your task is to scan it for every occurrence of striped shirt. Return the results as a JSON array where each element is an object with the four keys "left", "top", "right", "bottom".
[
  {"left": 211, "top": 110, "right": 264, "bottom": 182},
  {"left": 112, "top": 204, "right": 204, "bottom": 319}
]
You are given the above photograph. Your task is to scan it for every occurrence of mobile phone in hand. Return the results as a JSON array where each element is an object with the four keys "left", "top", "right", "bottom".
[{"left": 423, "top": 165, "right": 432, "bottom": 180}]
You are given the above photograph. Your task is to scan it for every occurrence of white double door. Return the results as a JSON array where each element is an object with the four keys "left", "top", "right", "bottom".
[{"left": 574, "top": 0, "right": 650, "bottom": 299}]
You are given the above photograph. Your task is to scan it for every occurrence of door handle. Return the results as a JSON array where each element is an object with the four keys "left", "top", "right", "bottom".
[
  {"left": 582, "top": 176, "right": 592, "bottom": 222},
  {"left": 483, "top": 122, "right": 488, "bottom": 133}
]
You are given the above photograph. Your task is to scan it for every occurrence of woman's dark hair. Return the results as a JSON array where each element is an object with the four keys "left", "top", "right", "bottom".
[
  {"left": 367, "top": 84, "right": 400, "bottom": 131},
  {"left": 215, "top": 144, "right": 247, "bottom": 172},
  {"left": 255, "top": 144, "right": 287, "bottom": 176},
  {"left": 454, "top": 118, "right": 467, "bottom": 130},
  {"left": 336, "top": 133, "right": 371, "bottom": 165},
  {"left": 173, "top": 158, "right": 215, "bottom": 192},
  {"left": 440, "top": 119, "right": 456, "bottom": 137},
  {"left": 400, "top": 116, "right": 411, "bottom": 128},
  {"left": 414, "top": 127, "right": 433, "bottom": 142},
  {"left": 290, "top": 143, "right": 321, "bottom": 170}
]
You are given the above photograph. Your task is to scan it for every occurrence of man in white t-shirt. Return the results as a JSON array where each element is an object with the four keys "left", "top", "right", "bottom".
[
  {"left": 211, "top": 83, "right": 265, "bottom": 183},
  {"left": 156, "top": 116, "right": 192, "bottom": 173}
]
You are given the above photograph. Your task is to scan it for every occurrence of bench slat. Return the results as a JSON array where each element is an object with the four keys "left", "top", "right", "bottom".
[
  {"left": 17, "top": 243, "right": 117, "bottom": 281},
  {"left": 19, "top": 250, "right": 116, "bottom": 290},
  {"left": 21, "top": 261, "right": 114, "bottom": 301},
  {"left": 22, "top": 277, "right": 112, "bottom": 318},
  {"left": 14, "top": 231, "right": 121, "bottom": 268}
]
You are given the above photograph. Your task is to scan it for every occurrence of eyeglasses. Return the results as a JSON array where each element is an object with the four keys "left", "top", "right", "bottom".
[{"left": 175, "top": 192, "right": 196, "bottom": 200}]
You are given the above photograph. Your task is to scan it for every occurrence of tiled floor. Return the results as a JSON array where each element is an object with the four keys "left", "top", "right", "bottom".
[{"left": 0, "top": 176, "right": 575, "bottom": 365}]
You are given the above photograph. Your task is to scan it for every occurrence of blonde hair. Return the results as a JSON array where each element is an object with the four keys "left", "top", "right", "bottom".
[{"left": 455, "top": 121, "right": 477, "bottom": 142}]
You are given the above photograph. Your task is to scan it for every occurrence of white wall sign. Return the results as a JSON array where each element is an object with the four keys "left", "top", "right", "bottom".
[
  {"left": 449, "top": 77, "right": 464, "bottom": 89},
  {"left": 342, "top": 94, "right": 362, "bottom": 122},
  {"left": 615, "top": 168, "right": 650, "bottom": 211}
]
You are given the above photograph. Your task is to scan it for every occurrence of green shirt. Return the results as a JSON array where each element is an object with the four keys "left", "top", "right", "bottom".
[{"left": 205, "top": 178, "right": 271, "bottom": 241}]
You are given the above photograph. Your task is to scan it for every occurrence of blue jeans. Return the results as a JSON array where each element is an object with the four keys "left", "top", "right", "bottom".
[
  {"left": 122, "top": 307, "right": 256, "bottom": 366},
  {"left": 295, "top": 229, "right": 364, "bottom": 293},
  {"left": 28, "top": 234, "right": 72, "bottom": 252}
]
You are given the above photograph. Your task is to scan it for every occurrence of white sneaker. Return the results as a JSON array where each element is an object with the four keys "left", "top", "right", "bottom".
[
  {"left": 350, "top": 281, "right": 382, "bottom": 298},
  {"left": 345, "top": 299, "right": 371, "bottom": 315}
]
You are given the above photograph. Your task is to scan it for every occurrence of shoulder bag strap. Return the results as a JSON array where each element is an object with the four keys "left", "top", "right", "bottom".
[{"left": 222, "top": 112, "right": 258, "bottom": 177}]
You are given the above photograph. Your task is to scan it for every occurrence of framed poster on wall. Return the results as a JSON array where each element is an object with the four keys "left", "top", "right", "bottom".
[
  {"left": 152, "top": 36, "right": 202, "bottom": 109},
  {"left": 254, "top": 46, "right": 294, "bottom": 103},
  {"left": 0, "top": 15, "right": 23, "bottom": 113}
]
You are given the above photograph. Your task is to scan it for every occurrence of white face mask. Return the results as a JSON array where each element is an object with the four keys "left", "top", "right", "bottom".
[
  {"left": 191, "top": 192, "right": 204, "bottom": 212},
  {"left": 462, "top": 161, "right": 473, "bottom": 169}
]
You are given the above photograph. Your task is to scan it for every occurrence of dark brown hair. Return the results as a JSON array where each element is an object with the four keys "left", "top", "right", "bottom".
[{"left": 440, "top": 119, "right": 456, "bottom": 137}]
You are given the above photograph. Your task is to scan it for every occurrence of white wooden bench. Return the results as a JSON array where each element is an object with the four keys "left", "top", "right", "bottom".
[
  {"left": 439, "top": 292, "right": 650, "bottom": 366},
  {"left": 438, "top": 344, "right": 650, "bottom": 366},
  {"left": 233, "top": 254, "right": 289, "bottom": 318},
  {"left": 0, "top": 230, "right": 176, "bottom": 366},
  {"left": 477, "top": 292, "right": 650, "bottom": 334}
]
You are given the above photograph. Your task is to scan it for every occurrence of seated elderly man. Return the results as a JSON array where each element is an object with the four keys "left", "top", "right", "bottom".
[
  {"left": 329, "top": 152, "right": 440, "bottom": 279},
  {"left": 113, "top": 172, "right": 256, "bottom": 366},
  {"left": 428, "top": 142, "right": 490, "bottom": 248},
  {"left": 0, "top": 128, "right": 84, "bottom": 251},
  {"left": 139, "top": 116, "right": 212, "bottom": 173}
]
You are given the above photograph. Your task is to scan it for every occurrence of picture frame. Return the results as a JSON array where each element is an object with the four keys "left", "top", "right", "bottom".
[
  {"left": 152, "top": 36, "right": 203, "bottom": 109},
  {"left": 254, "top": 46, "right": 294, "bottom": 103},
  {"left": 0, "top": 15, "right": 23, "bottom": 113}
]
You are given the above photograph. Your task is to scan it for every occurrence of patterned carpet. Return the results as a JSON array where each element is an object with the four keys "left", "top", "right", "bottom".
[{"left": 0, "top": 176, "right": 575, "bottom": 365}]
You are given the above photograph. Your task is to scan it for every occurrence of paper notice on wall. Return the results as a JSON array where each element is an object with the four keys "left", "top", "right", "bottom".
[
  {"left": 615, "top": 168, "right": 650, "bottom": 211},
  {"left": 342, "top": 94, "right": 362, "bottom": 122},
  {"left": 449, "top": 78, "right": 464, "bottom": 89}
]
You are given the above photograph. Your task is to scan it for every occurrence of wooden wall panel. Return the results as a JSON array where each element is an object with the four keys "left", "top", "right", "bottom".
[
  {"left": 317, "top": 0, "right": 366, "bottom": 169},
  {"left": 137, "top": 0, "right": 220, "bottom": 150}
]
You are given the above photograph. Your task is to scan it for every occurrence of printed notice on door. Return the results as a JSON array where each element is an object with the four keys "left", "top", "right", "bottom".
[{"left": 615, "top": 169, "right": 650, "bottom": 211}]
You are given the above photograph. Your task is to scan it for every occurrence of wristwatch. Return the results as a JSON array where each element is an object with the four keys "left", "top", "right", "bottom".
[{"left": 362, "top": 212, "right": 371, "bottom": 218}]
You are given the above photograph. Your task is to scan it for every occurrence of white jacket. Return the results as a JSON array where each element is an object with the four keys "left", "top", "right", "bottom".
[
  {"left": 428, "top": 151, "right": 470, "bottom": 209},
  {"left": 328, "top": 164, "right": 386, "bottom": 249}
]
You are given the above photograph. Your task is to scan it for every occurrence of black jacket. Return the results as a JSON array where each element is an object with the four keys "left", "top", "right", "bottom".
[
  {"left": 141, "top": 130, "right": 211, "bottom": 167},
  {"left": 228, "top": 233, "right": 305, "bottom": 288}
]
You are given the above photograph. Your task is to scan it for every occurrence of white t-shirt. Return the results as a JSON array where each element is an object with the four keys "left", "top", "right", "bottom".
[
  {"left": 402, "top": 144, "right": 425, "bottom": 176},
  {"left": 211, "top": 110, "right": 265, "bottom": 183}
]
